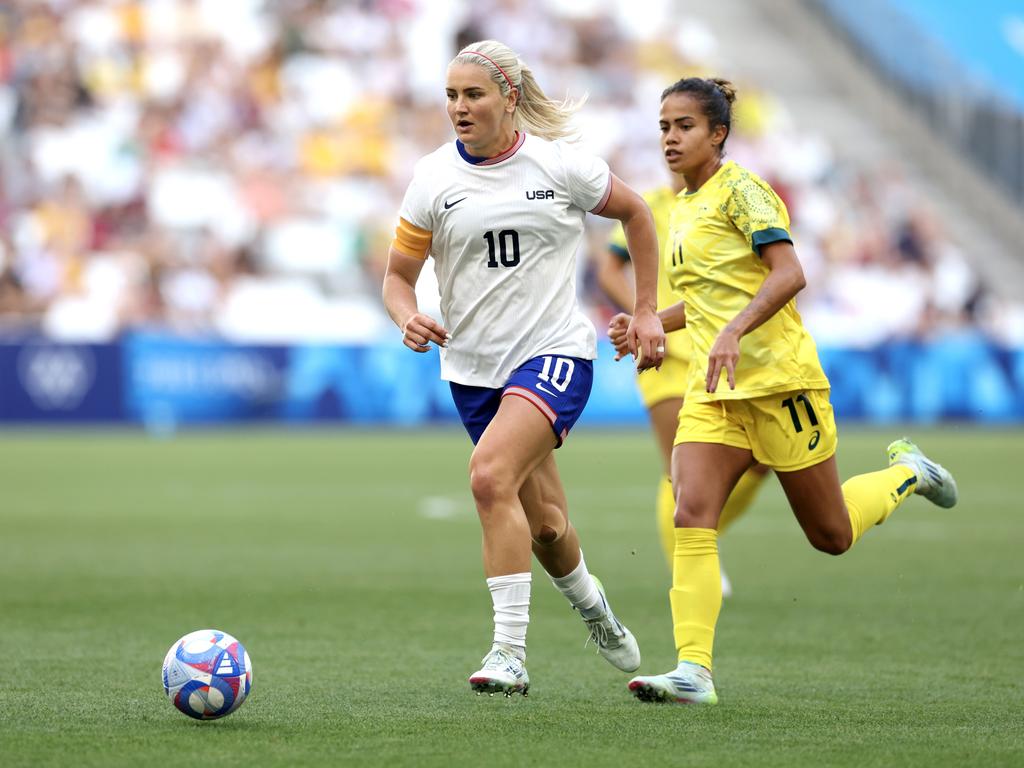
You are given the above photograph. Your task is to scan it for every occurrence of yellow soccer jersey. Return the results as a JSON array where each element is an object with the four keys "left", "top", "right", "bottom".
[
  {"left": 667, "top": 161, "right": 829, "bottom": 401},
  {"left": 607, "top": 186, "right": 691, "bottom": 364}
]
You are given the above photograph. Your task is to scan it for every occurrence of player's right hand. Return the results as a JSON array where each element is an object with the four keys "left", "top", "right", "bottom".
[
  {"left": 608, "top": 313, "right": 632, "bottom": 360},
  {"left": 401, "top": 313, "right": 449, "bottom": 353},
  {"left": 628, "top": 308, "right": 666, "bottom": 372}
]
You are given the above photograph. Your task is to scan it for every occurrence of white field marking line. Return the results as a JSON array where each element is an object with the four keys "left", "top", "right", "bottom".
[
  {"left": 418, "top": 495, "right": 474, "bottom": 520},
  {"left": 163, "top": 483, "right": 421, "bottom": 501}
]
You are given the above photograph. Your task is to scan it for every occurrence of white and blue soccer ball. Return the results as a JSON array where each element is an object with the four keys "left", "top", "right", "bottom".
[{"left": 162, "top": 629, "right": 253, "bottom": 720}]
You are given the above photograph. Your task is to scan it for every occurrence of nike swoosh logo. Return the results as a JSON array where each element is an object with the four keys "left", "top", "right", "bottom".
[
  {"left": 443, "top": 197, "right": 466, "bottom": 210},
  {"left": 535, "top": 382, "right": 558, "bottom": 398}
]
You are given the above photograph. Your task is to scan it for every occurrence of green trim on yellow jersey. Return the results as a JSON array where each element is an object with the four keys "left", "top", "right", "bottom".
[
  {"left": 609, "top": 243, "right": 630, "bottom": 261},
  {"left": 667, "top": 161, "right": 829, "bottom": 401},
  {"left": 751, "top": 227, "right": 793, "bottom": 255}
]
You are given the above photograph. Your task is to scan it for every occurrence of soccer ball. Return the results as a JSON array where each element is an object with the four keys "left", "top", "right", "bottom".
[{"left": 162, "top": 629, "right": 253, "bottom": 720}]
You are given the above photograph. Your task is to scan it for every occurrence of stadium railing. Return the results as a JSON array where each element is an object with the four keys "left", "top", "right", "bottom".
[{"left": 810, "top": 0, "right": 1024, "bottom": 207}]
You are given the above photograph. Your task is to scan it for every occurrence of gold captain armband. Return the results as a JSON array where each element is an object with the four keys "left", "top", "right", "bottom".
[{"left": 391, "top": 217, "right": 432, "bottom": 260}]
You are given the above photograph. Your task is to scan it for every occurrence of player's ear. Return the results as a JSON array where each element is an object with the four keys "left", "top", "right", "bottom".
[
  {"left": 506, "top": 87, "right": 518, "bottom": 115},
  {"left": 711, "top": 123, "right": 728, "bottom": 149}
]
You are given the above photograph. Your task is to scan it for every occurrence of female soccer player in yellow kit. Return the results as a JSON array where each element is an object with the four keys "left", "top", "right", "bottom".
[
  {"left": 600, "top": 167, "right": 769, "bottom": 597},
  {"left": 611, "top": 77, "right": 959, "bottom": 705}
]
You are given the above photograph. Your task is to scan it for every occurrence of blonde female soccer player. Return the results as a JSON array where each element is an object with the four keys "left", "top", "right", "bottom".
[
  {"left": 382, "top": 40, "right": 666, "bottom": 697},
  {"left": 600, "top": 167, "right": 769, "bottom": 598},
  {"left": 609, "top": 77, "right": 958, "bottom": 705}
]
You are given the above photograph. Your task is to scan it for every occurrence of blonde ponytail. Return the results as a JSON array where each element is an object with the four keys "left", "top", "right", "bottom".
[{"left": 452, "top": 40, "right": 584, "bottom": 142}]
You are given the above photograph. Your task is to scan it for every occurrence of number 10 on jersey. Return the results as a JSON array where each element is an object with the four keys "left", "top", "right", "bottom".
[{"left": 484, "top": 229, "right": 521, "bottom": 268}]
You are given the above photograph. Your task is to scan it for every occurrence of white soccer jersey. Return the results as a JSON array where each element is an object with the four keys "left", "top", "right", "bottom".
[{"left": 399, "top": 132, "right": 611, "bottom": 388}]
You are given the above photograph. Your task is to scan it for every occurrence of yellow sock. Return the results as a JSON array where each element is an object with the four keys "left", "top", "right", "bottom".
[
  {"left": 656, "top": 475, "right": 675, "bottom": 567},
  {"left": 718, "top": 468, "right": 766, "bottom": 534},
  {"left": 842, "top": 465, "right": 916, "bottom": 544},
  {"left": 670, "top": 528, "right": 721, "bottom": 670}
]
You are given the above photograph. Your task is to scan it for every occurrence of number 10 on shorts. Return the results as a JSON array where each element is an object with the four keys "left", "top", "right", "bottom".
[{"left": 538, "top": 356, "right": 575, "bottom": 393}]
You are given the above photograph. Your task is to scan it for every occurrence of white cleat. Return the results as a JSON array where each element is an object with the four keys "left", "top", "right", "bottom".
[
  {"left": 628, "top": 661, "right": 719, "bottom": 705},
  {"left": 468, "top": 646, "right": 529, "bottom": 697},
  {"left": 887, "top": 438, "right": 958, "bottom": 509},
  {"left": 582, "top": 576, "right": 641, "bottom": 673}
]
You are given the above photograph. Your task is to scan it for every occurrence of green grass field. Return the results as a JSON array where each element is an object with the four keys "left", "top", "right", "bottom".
[{"left": 1, "top": 427, "right": 1022, "bottom": 767}]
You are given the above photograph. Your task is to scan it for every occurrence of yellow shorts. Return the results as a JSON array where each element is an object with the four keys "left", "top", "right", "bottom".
[
  {"left": 636, "top": 355, "right": 689, "bottom": 409},
  {"left": 674, "top": 388, "right": 838, "bottom": 472}
]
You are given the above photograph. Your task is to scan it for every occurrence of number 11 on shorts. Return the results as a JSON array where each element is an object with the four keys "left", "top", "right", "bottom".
[{"left": 781, "top": 393, "right": 818, "bottom": 432}]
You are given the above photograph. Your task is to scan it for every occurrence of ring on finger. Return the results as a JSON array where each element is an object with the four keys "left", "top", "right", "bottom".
[{"left": 656, "top": 345, "right": 665, "bottom": 353}]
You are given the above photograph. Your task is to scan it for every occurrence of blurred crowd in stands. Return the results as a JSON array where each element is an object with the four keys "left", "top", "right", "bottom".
[{"left": 1, "top": 0, "right": 1021, "bottom": 346}]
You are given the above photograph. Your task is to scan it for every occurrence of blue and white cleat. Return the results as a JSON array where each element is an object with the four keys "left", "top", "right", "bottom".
[
  {"left": 469, "top": 645, "right": 529, "bottom": 697},
  {"left": 628, "top": 661, "right": 719, "bottom": 705},
  {"left": 887, "top": 438, "right": 959, "bottom": 509},
  {"left": 582, "top": 576, "right": 641, "bottom": 673}
]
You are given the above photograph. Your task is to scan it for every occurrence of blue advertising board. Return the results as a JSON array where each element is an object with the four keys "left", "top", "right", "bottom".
[
  {"left": 0, "top": 340, "right": 122, "bottom": 422},
  {"left": 820, "top": 334, "right": 1024, "bottom": 423},
  {"left": 122, "top": 333, "right": 289, "bottom": 427},
  {"left": 1, "top": 335, "right": 1022, "bottom": 425}
]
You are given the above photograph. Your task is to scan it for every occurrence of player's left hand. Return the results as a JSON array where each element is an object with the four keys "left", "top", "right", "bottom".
[
  {"left": 627, "top": 309, "right": 665, "bottom": 372},
  {"left": 608, "top": 313, "right": 632, "bottom": 360},
  {"left": 706, "top": 328, "right": 740, "bottom": 392}
]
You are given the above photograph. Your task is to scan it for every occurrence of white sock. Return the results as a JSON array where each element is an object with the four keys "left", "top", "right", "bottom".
[
  {"left": 548, "top": 552, "right": 603, "bottom": 618},
  {"left": 487, "top": 572, "right": 531, "bottom": 654}
]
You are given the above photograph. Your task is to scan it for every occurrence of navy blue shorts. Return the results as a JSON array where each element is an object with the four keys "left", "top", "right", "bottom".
[{"left": 449, "top": 355, "right": 593, "bottom": 447}]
